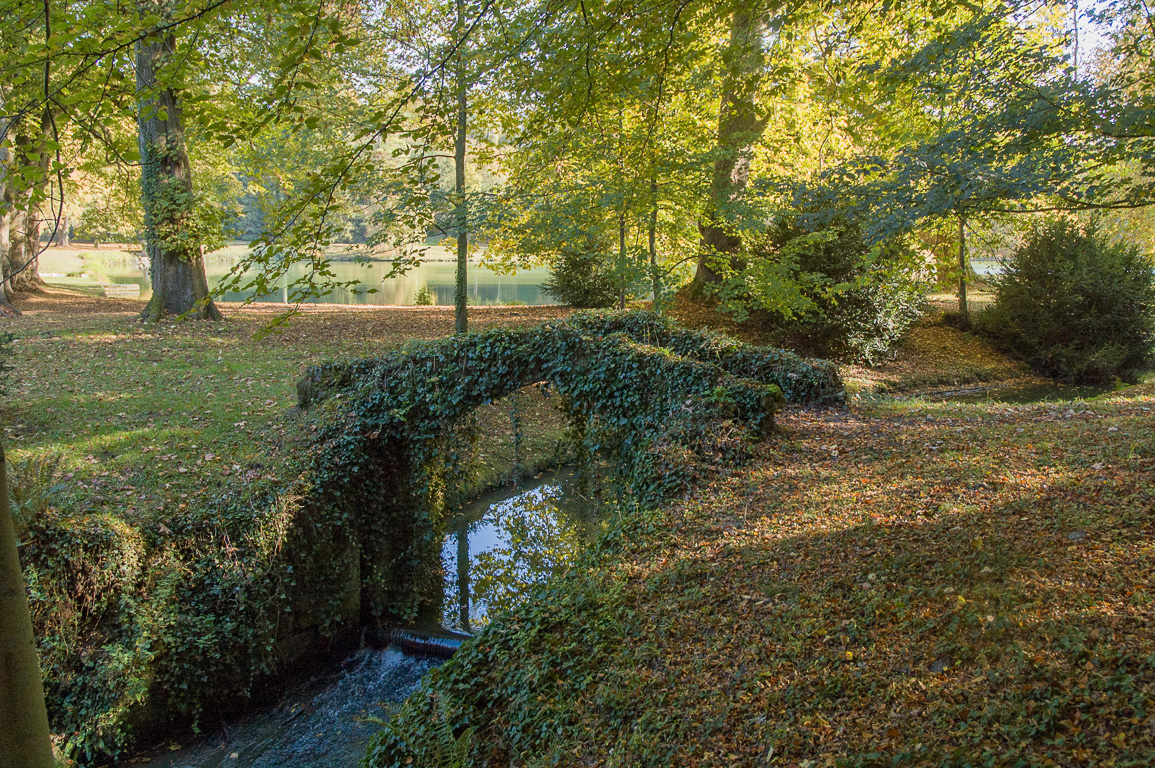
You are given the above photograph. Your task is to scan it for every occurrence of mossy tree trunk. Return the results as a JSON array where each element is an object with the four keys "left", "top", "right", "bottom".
[
  {"left": 136, "top": 0, "right": 221, "bottom": 322},
  {"left": 690, "top": 7, "right": 768, "bottom": 294},
  {"left": 0, "top": 445, "right": 55, "bottom": 768},
  {"left": 4, "top": 128, "right": 51, "bottom": 296}
]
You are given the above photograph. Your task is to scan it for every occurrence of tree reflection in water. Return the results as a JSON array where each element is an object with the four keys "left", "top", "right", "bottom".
[{"left": 442, "top": 473, "right": 604, "bottom": 632}]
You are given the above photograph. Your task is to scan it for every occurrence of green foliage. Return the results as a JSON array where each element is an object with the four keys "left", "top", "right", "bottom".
[
  {"left": 720, "top": 218, "right": 927, "bottom": 365},
  {"left": 414, "top": 285, "right": 435, "bottom": 305},
  {"left": 20, "top": 480, "right": 355, "bottom": 763},
  {"left": 562, "top": 311, "right": 844, "bottom": 405},
  {"left": 975, "top": 219, "right": 1155, "bottom": 384},
  {"left": 542, "top": 240, "right": 619, "bottom": 308},
  {"left": 6, "top": 453, "right": 66, "bottom": 536}
]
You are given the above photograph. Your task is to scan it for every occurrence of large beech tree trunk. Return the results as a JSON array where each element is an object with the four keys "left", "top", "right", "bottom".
[
  {"left": 4, "top": 129, "right": 50, "bottom": 296},
  {"left": 0, "top": 445, "right": 56, "bottom": 768},
  {"left": 690, "top": 8, "right": 768, "bottom": 293},
  {"left": 136, "top": 3, "right": 221, "bottom": 322}
]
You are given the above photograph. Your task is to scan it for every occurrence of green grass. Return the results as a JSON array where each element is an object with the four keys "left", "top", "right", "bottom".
[{"left": 4, "top": 292, "right": 572, "bottom": 525}]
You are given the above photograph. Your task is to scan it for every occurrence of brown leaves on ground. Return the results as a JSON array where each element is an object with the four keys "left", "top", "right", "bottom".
[{"left": 521, "top": 393, "right": 1155, "bottom": 767}]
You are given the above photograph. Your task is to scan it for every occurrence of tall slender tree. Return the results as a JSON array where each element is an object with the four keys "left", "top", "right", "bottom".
[{"left": 453, "top": 0, "right": 470, "bottom": 334}]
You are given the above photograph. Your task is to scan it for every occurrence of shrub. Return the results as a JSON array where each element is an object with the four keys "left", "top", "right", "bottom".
[
  {"left": 543, "top": 238, "right": 618, "bottom": 308},
  {"left": 975, "top": 219, "right": 1155, "bottom": 384},
  {"left": 736, "top": 217, "right": 926, "bottom": 365},
  {"left": 414, "top": 285, "right": 435, "bottom": 306}
]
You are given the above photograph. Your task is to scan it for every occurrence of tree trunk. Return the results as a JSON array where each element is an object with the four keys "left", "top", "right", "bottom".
[
  {"left": 618, "top": 213, "right": 627, "bottom": 311},
  {"left": 0, "top": 210, "right": 15, "bottom": 313},
  {"left": 0, "top": 161, "right": 18, "bottom": 315},
  {"left": 51, "top": 214, "right": 69, "bottom": 247},
  {"left": 957, "top": 215, "right": 968, "bottom": 319},
  {"left": 0, "top": 445, "right": 56, "bottom": 768},
  {"left": 453, "top": 0, "right": 469, "bottom": 335},
  {"left": 690, "top": 8, "right": 768, "bottom": 294},
  {"left": 455, "top": 521, "right": 471, "bottom": 633},
  {"left": 136, "top": 2, "right": 221, "bottom": 322},
  {"left": 0, "top": 93, "right": 17, "bottom": 315},
  {"left": 649, "top": 177, "right": 660, "bottom": 310},
  {"left": 5, "top": 130, "right": 50, "bottom": 295}
]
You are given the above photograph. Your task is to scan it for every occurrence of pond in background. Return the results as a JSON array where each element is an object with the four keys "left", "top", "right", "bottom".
[
  {"left": 971, "top": 260, "right": 1002, "bottom": 277},
  {"left": 40, "top": 247, "right": 555, "bottom": 306},
  {"left": 927, "top": 381, "right": 1121, "bottom": 404}
]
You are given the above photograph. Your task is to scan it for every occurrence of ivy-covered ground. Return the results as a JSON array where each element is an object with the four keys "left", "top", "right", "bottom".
[{"left": 372, "top": 378, "right": 1155, "bottom": 767}]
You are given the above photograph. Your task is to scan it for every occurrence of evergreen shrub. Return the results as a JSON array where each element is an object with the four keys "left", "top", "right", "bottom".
[
  {"left": 755, "top": 218, "right": 926, "bottom": 365},
  {"left": 976, "top": 219, "right": 1155, "bottom": 383},
  {"left": 542, "top": 240, "right": 618, "bottom": 308}
]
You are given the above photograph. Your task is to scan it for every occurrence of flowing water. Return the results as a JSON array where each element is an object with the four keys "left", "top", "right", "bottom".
[
  {"left": 126, "top": 471, "right": 601, "bottom": 767},
  {"left": 132, "top": 648, "right": 440, "bottom": 768}
]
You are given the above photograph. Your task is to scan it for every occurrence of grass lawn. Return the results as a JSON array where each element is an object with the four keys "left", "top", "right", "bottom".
[{"left": 2, "top": 290, "right": 570, "bottom": 526}]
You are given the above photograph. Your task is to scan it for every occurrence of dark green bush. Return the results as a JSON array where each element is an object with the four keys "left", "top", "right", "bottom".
[
  {"left": 718, "top": 216, "right": 926, "bottom": 364},
  {"left": 543, "top": 238, "right": 618, "bottom": 308},
  {"left": 976, "top": 220, "right": 1155, "bottom": 384},
  {"left": 758, "top": 218, "right": 926, "bottom": 365}
]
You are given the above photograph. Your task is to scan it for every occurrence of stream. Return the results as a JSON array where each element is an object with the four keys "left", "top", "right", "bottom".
[{"left": 126, "top": 470, "right": 599, "bottom": 767}]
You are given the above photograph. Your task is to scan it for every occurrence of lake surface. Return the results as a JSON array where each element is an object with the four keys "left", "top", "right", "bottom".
[
  {"left": 41, "top": 248, "right": 556, "bottom": 306},
  {"left": 927, "top": 381, "right": 1120, "bottom": 404}
]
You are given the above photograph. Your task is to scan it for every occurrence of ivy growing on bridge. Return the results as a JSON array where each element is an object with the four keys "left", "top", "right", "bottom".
[
  {"left": 297, "top": 309, "right": 842, "bottom": 623},
  {"left": 19, "top": 311, "right": 841, "bottom": 761}
]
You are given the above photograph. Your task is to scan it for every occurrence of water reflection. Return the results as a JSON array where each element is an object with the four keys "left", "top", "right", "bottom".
[{"left": 442, "top": 472, "right": 603, "bottom": 632}]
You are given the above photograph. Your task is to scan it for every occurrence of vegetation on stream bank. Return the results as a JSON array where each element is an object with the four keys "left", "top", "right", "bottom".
[
  {"left": 371, "top": 380, "right": 1155, "bottom": 768},
  {"left": 4, "top": 292, "right": 1154, "bottom": 767}
]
